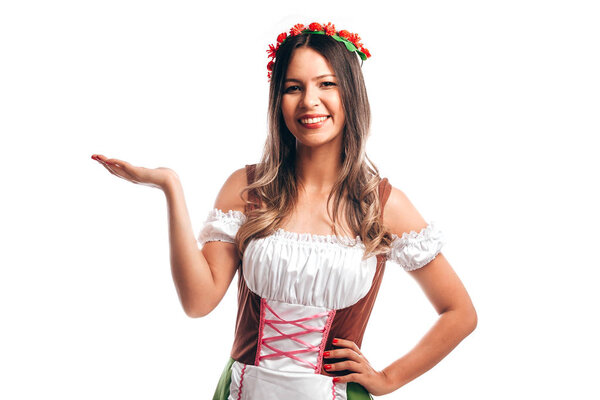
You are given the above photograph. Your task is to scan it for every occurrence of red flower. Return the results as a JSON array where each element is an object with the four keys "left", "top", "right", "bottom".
[
  {"left": 290, "top": 23, "right": 306, "bottom": 36},
  {"left": 323, "top": 22, "right": 336, "bottom": 35},
  {"left": 348, "top": 33, "right": 362, "bottom": 47},
  {"left": 266, "top": 43, "right": 278, "bottom": 59},
  {"left": 265, "top": 22, "right": 371, "bottom": 82},
  {"left": 338, "top": 30, "right": 352, "bottom": 40},
  {"left": 308, "top": 22, "right": 323, "bottom": 31}
]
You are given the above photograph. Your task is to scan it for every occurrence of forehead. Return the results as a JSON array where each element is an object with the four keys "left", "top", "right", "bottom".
[{"left": 285, "top": 47, "right": 335, "bottom": 80}]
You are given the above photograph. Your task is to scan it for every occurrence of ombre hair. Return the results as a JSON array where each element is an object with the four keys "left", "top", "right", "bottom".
[{"left": 235, "top": 32, "right": 393, "bottom": 260}]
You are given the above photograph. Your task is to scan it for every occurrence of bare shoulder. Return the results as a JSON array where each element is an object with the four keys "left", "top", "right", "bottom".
[
  {"left": 382, "top": 184, "right": 429, "bottom": 236},
  {"left": 212, "top": 166, "right": 248, "bottom": 214}
]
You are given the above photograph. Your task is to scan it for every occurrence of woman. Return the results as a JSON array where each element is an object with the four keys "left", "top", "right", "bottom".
[{"left": 92, "top": 22, "right": 477, "bottom": 400}]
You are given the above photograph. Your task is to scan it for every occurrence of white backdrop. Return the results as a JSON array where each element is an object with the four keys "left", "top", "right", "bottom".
[{"left": 1, "top": 1, "right": 599, "bottom": 398}]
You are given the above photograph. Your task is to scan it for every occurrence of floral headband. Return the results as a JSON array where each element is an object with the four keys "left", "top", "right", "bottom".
[{"left": 266, "top": 22, "right": 371, "bottom": 80}]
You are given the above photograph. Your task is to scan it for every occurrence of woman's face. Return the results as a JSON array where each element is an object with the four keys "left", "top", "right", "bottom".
[{"left": 281, "top": 47, "right": 345, "bottom": 148}]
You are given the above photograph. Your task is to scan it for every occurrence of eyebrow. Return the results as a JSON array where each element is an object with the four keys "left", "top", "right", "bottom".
[{"left": 284, "top": 74, "right": 336, "bottom": 83}]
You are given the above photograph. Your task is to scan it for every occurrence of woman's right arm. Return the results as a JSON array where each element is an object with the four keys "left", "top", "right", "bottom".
[
  {"left": 92, "top": 154, "right": 246, "bottom": 318},
  {"left": 164, "top": 167, "right": 247, "bottom": 318}
]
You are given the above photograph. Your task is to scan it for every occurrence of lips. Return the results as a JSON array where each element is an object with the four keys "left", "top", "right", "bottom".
[
  {"left": 298, "top": 113, "right": 329, "bottom": 119},
  {"left": 298, "top": 115, "right": 330, "bottom": 124},
  {"left": 298, "top": 115, "right": 330, "bottom": 129}
]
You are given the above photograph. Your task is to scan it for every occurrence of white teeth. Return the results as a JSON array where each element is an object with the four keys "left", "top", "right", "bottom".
[{"left": 300, "top": 116, "right": 328, "bottom": 124}]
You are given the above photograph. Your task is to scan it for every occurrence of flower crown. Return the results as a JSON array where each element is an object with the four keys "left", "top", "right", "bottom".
[{"left": 266, "top": 22, "right": 371, "bottom": 81}]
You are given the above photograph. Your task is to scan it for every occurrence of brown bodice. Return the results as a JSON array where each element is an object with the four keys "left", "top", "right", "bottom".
[{"left": 229, "top": 164, "right": 392, "bottom": 377}]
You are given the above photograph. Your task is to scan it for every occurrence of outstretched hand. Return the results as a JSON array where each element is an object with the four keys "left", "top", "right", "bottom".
[
  {"left": 91, "top": 154, "right": 176, "bottom": 191},
  {"left": 324, "top": 337, "right": 395, "bottom": 396}
]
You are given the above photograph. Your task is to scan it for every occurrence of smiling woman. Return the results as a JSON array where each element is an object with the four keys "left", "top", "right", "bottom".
[
  {"left": 204, "top": 23, "right": 475, "bottom": 400},
  {"left": 92, "top": 20, "right": 476, "bottom": 400},
  {"left": 281, "top": 49, "right": 345, "bottom": 149}
]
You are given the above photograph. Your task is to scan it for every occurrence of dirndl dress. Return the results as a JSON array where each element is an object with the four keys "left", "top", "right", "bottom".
[{"left": 197, "top": 164, "right": 446, "bottom": 400}]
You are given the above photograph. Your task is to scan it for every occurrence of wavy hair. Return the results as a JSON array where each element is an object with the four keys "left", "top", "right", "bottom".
[{"left": 235, "top": 32, "right": 393, "bottom": 260}]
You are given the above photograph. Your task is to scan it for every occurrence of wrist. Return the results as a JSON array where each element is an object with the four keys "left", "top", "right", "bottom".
[
  {"left": 379, "top": 368, "right": 400, "bottom": 395},
  {"left": 161, "top": 170, "right": 181, "bottom": 194},
  {"left": 381, "top": 359, "right": 408, "bottom": 392}
]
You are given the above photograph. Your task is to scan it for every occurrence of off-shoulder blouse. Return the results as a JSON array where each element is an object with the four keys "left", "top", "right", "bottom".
[{"left": 197, "top": 208, "right": 446, "bottom": 278}]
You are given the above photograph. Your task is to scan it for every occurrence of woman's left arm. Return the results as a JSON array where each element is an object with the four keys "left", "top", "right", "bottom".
[
  {"left": 380, "top": 250, "right": 478, "bottom": 391},
  {"left": 325, "top": 186, "right": 477, "bottom": 395}
]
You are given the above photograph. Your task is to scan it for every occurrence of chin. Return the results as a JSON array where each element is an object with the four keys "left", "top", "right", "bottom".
[{"left": 294, "top": 133, "right": 341, "bottom": 148}]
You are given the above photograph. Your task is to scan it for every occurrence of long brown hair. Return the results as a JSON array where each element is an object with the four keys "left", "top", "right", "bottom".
[{"left": 235, "top": 32, "right": 393, "bottom": 260}]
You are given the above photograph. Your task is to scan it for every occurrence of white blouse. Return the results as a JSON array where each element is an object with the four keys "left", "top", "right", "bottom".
[
  {"left": 198, "top": 208, "right": 446, "bottom": 273},
  {"left": 198, "top": 208, "right": 446, "bottom": 308}
]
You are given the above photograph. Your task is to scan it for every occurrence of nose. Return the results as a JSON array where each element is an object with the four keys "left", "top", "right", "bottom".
[{"left": 301, "top": 84, "right": 320, "bottom": 108}]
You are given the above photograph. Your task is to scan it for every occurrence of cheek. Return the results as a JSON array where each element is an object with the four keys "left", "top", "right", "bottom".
[
  {"left": 328, "top": 94, "right": 343, "bottom": 115},
  {"left": 331, "top": 98, "right": 344, "bottom": 123},
  {"left": 281, "top": 99, "right": 294, "bottom": 120}
]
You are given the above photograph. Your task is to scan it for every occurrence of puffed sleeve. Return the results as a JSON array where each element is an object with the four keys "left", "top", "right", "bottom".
[
  {"left": 387, "top": 221, "right": 447, "bottom": 271},
  {"left": 197, "top": 208, "right": 247, "bottom": 249}
]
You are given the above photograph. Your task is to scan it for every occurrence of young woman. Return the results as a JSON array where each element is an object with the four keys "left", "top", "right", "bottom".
[{"left": 92, "top": 22, "right": 477, "bottom": 400}]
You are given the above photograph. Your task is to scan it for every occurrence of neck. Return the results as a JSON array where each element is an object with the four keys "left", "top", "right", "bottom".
[{"left": 294, "top": 137, "right": 343, "bottom": 194}]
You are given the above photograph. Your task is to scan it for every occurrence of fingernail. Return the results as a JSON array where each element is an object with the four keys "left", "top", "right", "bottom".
[
  {"left": 324, "top": 364, "right": 332, "bottom": 370},
  {"left": 323, "top": 351, "right": 330, "bottom": 357},
  {"left": 333, "top": 377, "right": 340, "bottom": 383},
  {"left": 332, "top": 339, "right": 338, "bottom": 343}
]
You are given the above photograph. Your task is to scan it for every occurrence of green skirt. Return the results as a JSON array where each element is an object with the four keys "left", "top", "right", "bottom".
[{"left": 212, "top": 357, "right": 373, "bottom": 399}]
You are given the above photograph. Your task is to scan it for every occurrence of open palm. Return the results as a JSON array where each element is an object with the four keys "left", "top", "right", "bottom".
[{"left": 91, "top": 154, "right": 175, "bottom": 190}]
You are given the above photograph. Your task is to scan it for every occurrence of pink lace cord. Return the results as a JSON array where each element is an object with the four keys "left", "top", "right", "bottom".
[
  {"left": 316, "top": 308, "right": 336, "bottom": 373},
  {"left": 331, "top": 378, "right": 337, "bottom": 399},
  {"left": 257, "top": 299, "right": 334, "bottom": 371},
  {"left": 237, "top": 363, "right": 247, "bottom": 400}
]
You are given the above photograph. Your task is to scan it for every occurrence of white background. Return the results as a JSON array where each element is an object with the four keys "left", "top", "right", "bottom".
[{"left": 1, "top": 1, "right": 599, "bottom": 399}]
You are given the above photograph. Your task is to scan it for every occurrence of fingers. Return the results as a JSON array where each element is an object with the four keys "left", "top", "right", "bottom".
[
  {"left": 92, "top": 154, "right": 125, "bottom": 167},
  {"left": 323, "top": 337, "right": 369, "bottom": 374},
  {"left": 325, "top": 337, "right": 390, "bottom": 395},
  {"left": 332, "top": 337, "right": 363, "bottom": 357},
  {"left": 92, "top": 154, "right": 132, "bottom": 182},
  {"left": 324, "top": 347, "right": 363, "bottom": 363},
  {"left": 97, "top": 159, "right": 126, "bottom": 180},
  {"left": 92, "top": 154, "right": 110, "bottom": 164},
  {"left": 106, "top": 158, "right": 130, "bottom": 168},
  {"left": 324, "top": 359, "right": 363, "bottom": 373},
  {"left": 332, "top": 372, "right": 361, "bottom": 385}
]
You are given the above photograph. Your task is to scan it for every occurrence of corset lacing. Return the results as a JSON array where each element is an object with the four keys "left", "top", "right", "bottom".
[{"left": 258, "top": 300, "right": 331, "bottom": 371}]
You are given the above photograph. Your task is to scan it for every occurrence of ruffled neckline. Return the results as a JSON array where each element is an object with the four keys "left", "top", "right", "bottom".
[
  {"left": 270, "top": 227, "right": 365, "bottom": 248},
  {"left": 208, "top": 208, "right": 438, "bottom": 247},
  {"left": 208, "top": 208, "right": 364, "bottom": 248}
]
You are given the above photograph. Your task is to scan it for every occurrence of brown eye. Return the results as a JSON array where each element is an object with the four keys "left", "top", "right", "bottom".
[{"left": 284, "top": 85, "right": 300, "bottom": 93}]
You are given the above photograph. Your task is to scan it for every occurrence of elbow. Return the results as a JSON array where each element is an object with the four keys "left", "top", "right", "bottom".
[
  {"left": 185, "top": 307, "right": 207, "bottom": 319},
  {"left": 464, "top": 306, "right": 478, "bottom": 334},
  {"left": 444, "top": 305, "right": 477, "bottom": 335},
  {"left": 184, "top": 307, "right": 203, "bottom": 319},
  {"left": 184, "top": 301, "right": 216, "bottom": 319},
  {"left": 180, "top": 284, "right": 224, "bottom": 318}
]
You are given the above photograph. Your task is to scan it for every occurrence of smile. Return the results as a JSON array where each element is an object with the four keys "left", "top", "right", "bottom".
[{"left": 298, "top": 116, "right": 330, "bottom": 128}]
